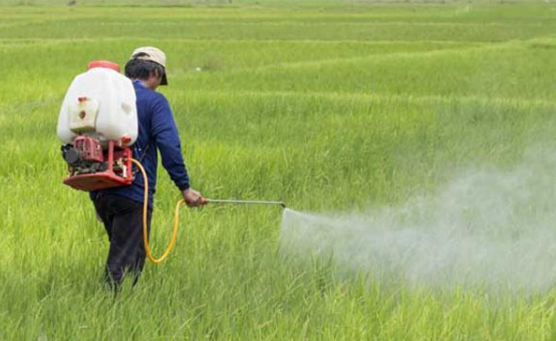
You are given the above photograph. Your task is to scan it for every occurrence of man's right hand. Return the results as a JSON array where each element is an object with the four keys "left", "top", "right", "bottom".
[{"left": 182, "top": 188, "right": 204, "bottom": 207}]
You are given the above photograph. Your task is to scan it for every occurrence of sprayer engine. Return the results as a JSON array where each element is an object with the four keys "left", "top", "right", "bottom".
[
  {"left": 61, "top": 138, "right": 134, "bottom": 191},
  {"left": 62, "top": 135, "right": 105, "bottom": 173}
]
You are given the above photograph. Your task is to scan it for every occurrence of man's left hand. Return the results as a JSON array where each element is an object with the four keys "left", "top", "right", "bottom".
[{"left": 182, "top": 188, "right": 204, "bottom": 207}]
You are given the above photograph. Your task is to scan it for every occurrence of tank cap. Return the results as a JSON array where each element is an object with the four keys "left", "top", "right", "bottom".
[{"left": 88, "top": 60, "right": 120, "bottom": 72}]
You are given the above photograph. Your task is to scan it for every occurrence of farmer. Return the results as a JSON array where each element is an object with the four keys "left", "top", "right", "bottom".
[{"left": 91, "top": 47, "right": 203, "bottom": 288}]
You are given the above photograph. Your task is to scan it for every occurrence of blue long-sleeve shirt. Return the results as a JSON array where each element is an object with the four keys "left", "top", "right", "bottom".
[{"left": 91, "top": 80, "right": 190, "bottom": 208}]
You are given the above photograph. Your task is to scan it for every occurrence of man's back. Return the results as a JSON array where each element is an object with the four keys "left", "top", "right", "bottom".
[{"left": 91, "top": 80, "right": 190, "bottom": 208}]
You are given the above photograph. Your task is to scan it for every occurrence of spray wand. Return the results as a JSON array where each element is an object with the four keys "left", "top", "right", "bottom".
[{"left": 202, "top": 198, "right": 286, "bottom": 208}]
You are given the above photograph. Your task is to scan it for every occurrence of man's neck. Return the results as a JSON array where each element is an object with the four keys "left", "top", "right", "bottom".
[{"left": 133, "top": 79, "right": 155, "bottom": 90}]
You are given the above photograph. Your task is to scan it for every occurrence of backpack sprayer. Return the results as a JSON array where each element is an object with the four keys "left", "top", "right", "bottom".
[{"left": 57, "top": 60, "right": 285, "bottom": 264}]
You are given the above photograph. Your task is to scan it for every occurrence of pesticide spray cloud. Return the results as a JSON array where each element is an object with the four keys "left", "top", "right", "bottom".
[{"left": 280, "top": 150, "right": 556, "bottom": 292}]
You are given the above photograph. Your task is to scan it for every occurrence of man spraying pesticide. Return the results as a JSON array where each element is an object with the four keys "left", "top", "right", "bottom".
[{"left": 57, "top": 47, "right": 285, "bottom": 289}]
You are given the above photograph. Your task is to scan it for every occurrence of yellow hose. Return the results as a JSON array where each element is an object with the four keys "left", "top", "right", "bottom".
[{"left": 131, "top": 159, "right": 184, "bottom": 264}]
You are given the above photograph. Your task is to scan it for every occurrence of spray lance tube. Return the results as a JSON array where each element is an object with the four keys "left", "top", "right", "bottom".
[
  {"left": 203, "top": 199, "right": 286, "bottom": 208},
  {"left": 131, "top": 159, "right": 286, "bottom": 264}
]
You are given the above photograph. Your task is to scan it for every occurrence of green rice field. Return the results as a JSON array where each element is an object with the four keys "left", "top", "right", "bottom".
[{"left": 2, "top": 0, "right": 556, "bottom": 339}]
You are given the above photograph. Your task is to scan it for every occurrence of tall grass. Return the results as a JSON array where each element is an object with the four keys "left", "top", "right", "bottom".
[{"left": 2, "top": 1, "right": 556, "bottom": 339}]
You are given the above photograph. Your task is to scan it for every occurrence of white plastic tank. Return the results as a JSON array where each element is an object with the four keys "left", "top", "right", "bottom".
[{"left": 57, "top": 61, "right": 138, "bottom": 148}]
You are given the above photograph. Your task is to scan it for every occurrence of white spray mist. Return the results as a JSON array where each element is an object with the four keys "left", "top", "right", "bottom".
[{"left": 280, "top": 150, "right": 556, "bottom": 292}]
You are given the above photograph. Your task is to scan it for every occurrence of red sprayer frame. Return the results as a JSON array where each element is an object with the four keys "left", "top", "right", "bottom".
[{"left": 63, "top": 140, "right": 134, "bottom": 191}]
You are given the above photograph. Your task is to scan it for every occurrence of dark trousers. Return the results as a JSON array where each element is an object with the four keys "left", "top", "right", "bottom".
[{"left": 93, "top": 193, "right": 152, "bottom": 288}]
